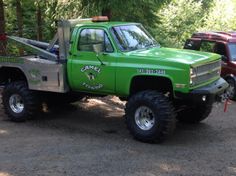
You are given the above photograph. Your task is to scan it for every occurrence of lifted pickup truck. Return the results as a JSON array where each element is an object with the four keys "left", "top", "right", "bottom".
[
  {"left": 0, "top": 17, "right": 228, "bottom": 143},
  {"left": 185, "top": 32, "right": 236, "bottom": 100}
]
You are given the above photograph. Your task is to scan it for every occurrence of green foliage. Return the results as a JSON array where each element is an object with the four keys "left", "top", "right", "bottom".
[
  {"left": 2, "top": 0, "right": 236, "bottom": 48},
  {"left": 42, "top": 0, "right": 84, "bottom": 40},
  {"left": 200, "top": 0, "right": 236, "bottom": 31},
  {"left": 154, "top": 0, "right": 236, "bottom": 48},
  {"left": 80, "top": 0, "right": 170, "bottom": 29},
  {"left": 5, "top": 0, "right": 36, "bottom": 38},
  {"left": 155, "top": 0, "right": 204, "bottom": 48}
]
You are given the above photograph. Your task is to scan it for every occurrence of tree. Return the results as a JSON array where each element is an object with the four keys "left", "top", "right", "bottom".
[
  {"left": 0, "top": 0, "right": 6, "bottom": 55},
  {"left": 0, "top": 0, "right": 5, "bottom": 36},
  {"left": 79, "top": 0, "right": 171, "bottom": 30},
  {"left": 16, "top": 0, "right": 23, "bottom": 38},
  {"left": 155, "top": 0, "right": 204, "bottom": 48},
  {"left": 16, "top": 0, "right": 23, "bottom": 55},
  {"left": 35, "top": 1, "right": 43, "bottom": 40},
  {"left": 45, "top": 0, "right": 59, "bottom": 38},
  {"left": 2, "top": 0, "right": 236, "bottom": 49},
  {"left": 200, "top": 0, "right": 236, "bottom": 31}
]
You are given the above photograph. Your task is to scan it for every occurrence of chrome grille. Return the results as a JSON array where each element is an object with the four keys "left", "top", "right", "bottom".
[
  {"left": 191, "top": 60, "right": 221, "bottom": 86},
  {"left": 192, "top": 70, "right": 219, "bottom": 85},
  {"left": 195, "top": 60, "right": 221, "bottom": 74}
]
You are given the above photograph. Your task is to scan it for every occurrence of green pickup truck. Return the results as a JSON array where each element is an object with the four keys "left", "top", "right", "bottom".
[{"left": 0, "top": 16, "right": 228, "bottom": 143}]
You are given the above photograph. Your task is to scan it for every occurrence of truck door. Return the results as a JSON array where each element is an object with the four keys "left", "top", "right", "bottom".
[{"left": 69, "top": 28, "right": 116, "bottom": 93}]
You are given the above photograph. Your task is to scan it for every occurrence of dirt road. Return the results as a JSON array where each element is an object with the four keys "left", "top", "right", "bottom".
[{"left": 0, "top": 96, "right": 235, "bottom": 176}]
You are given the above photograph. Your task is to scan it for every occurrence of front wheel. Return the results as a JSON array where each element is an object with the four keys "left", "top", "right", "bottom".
[
  {"left": 125, "top": 91, "right": 176, "bottom": 143},
  {"left": 2, "top": 81, "right": 39, "bottom": 122}
]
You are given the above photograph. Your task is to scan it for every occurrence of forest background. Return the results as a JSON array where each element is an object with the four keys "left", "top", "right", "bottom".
[{"left": 0, "top": 0, "right": 236, "bottom": 49}]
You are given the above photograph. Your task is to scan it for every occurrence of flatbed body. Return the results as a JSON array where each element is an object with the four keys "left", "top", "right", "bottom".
[{"left": 0, "top": 55, "right": 68, "bottom": 92}]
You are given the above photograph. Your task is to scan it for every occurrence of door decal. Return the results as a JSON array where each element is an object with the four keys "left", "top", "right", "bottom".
[{"left": 81, "top": 65, "right": 103, "bottom": 90}]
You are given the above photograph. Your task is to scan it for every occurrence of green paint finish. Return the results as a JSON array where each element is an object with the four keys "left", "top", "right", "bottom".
[
  {"left": 126, "top": 47, "right": 220, "bottom": 66},
  {"left": 67, "top": 22, "right": 222, "bottom": 97},
  {"left": 0, "top": 56, "right": 24, "bottom": 64}
]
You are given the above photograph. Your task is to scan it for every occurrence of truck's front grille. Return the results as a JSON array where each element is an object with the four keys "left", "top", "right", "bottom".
[
  {"left": 195, "top": 60, "right": 221, "bottom": 74},
  {"left": 192, "top": 70, "right": 220, "bottom": 85},
  {"left": 191, "top": 60, "right": 221, "bottom": 86}
]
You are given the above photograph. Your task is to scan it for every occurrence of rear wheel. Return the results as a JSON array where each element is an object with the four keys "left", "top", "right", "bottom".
[
  {"left": 125, "top": 90, "right": 176, "bottom": 143},
  {"left": 176, "top": 102, "right": 213, "bottom": 123},
  {"left": 2, "top": 81, "right": 39, "bottom": 122}
]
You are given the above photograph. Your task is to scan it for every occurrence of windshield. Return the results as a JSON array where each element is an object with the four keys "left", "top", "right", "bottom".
[
  {"left": 228, "top": 43, "right": 236, "bottom": 61},
  {"left": 111, "top": 24, "right": 159, "bottom": 52}
]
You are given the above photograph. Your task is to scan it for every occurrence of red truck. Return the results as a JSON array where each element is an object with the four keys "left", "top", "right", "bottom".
[{"left": 185, "top": 32, "right": 236, "bottom": 100}]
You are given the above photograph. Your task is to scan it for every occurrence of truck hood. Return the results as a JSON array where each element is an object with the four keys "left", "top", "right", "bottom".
[{"left": 125, "top": 47, "right": 220, "bottom": 66}]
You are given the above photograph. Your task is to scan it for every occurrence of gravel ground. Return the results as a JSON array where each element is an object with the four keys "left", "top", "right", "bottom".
[{"left": 0, "top": 96, "right": 235, "bottom": 176}]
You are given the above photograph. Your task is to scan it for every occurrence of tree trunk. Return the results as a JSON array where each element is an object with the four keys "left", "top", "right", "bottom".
[
  {"left": 16, "top": 0, "right": 23, "bottom": 55},
  {"left": 36, "top": 2, "right": 43, "bottom": 41},
  {"left": 16, "top": 0, "right": 23, "bottom": 38},
  {"left": 0, "top": 0, "right": 6, "bottom": 55}
]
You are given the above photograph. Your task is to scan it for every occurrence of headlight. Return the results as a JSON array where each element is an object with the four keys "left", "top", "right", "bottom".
[
  {"left": 190, "top": 68, "right": 197, "bottom": 78},
  {"left": 190, "top": 67, "right": 197, "bottom": 85}
]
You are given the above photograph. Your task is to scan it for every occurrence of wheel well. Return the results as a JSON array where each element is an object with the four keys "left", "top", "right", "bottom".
[
  {"left": 0, "top": 67, "right": 28, "bottom": 86},
  {"left": 224, "top": 74, "right": 236, "bottom": 82},
  {"left": 130, "top": 76, "right": 173, "bottom": 96}
]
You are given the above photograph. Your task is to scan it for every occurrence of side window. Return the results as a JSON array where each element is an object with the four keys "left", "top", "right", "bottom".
[
  {"left": 78, "top": 29, "right": 113, "bottom": 52},
  {"left": 214, "top": 43, "right": 227, "bottom": 56},
  {"left": 200, "top": 41, "right": 215, "bottom": 52}
]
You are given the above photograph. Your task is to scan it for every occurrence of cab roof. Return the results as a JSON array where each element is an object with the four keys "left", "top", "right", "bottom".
[
  {"left": 75, "top": 21, "right": 140, "bottom": 29},
  {"left": 192, "top": 31, "right": 236, "bottom": 43}
]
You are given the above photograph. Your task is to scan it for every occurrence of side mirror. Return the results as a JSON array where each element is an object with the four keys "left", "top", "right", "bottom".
[
  {"left": 93, "top": 43, "right": 104, "bottom": 54},
  {"left": 221, "top": 55, "right": 228, "bottom": 62}
]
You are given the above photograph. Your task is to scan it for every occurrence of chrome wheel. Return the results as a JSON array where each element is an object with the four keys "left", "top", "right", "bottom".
[
  {"left": 135, "top": 106, "right": 155, "bottom": 131},
  {"left": 9, "top": 94, "right": 24, "bottom": 113}
]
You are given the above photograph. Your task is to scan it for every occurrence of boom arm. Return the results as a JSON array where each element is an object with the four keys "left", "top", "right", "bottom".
[{"left": 7, "top": 36, "right": 58, "bottom": 61}]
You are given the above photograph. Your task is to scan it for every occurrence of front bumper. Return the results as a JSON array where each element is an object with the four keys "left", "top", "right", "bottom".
[{"left": 175, "top": 78, "right": 229, "bottom": 103}]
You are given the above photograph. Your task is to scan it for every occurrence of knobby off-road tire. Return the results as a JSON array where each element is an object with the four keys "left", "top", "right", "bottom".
[
  {"left": 2, "top": 81, "right": 39, "bottom": 122},
  {"left": 125, "top": 90, "right": 176, "bottom": 143},
  {"left": 176, "top": 103, "right": 213, "bottom": 123},
  {"left": 226, "top": 78, "right": 236, "bottom": 101}
]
